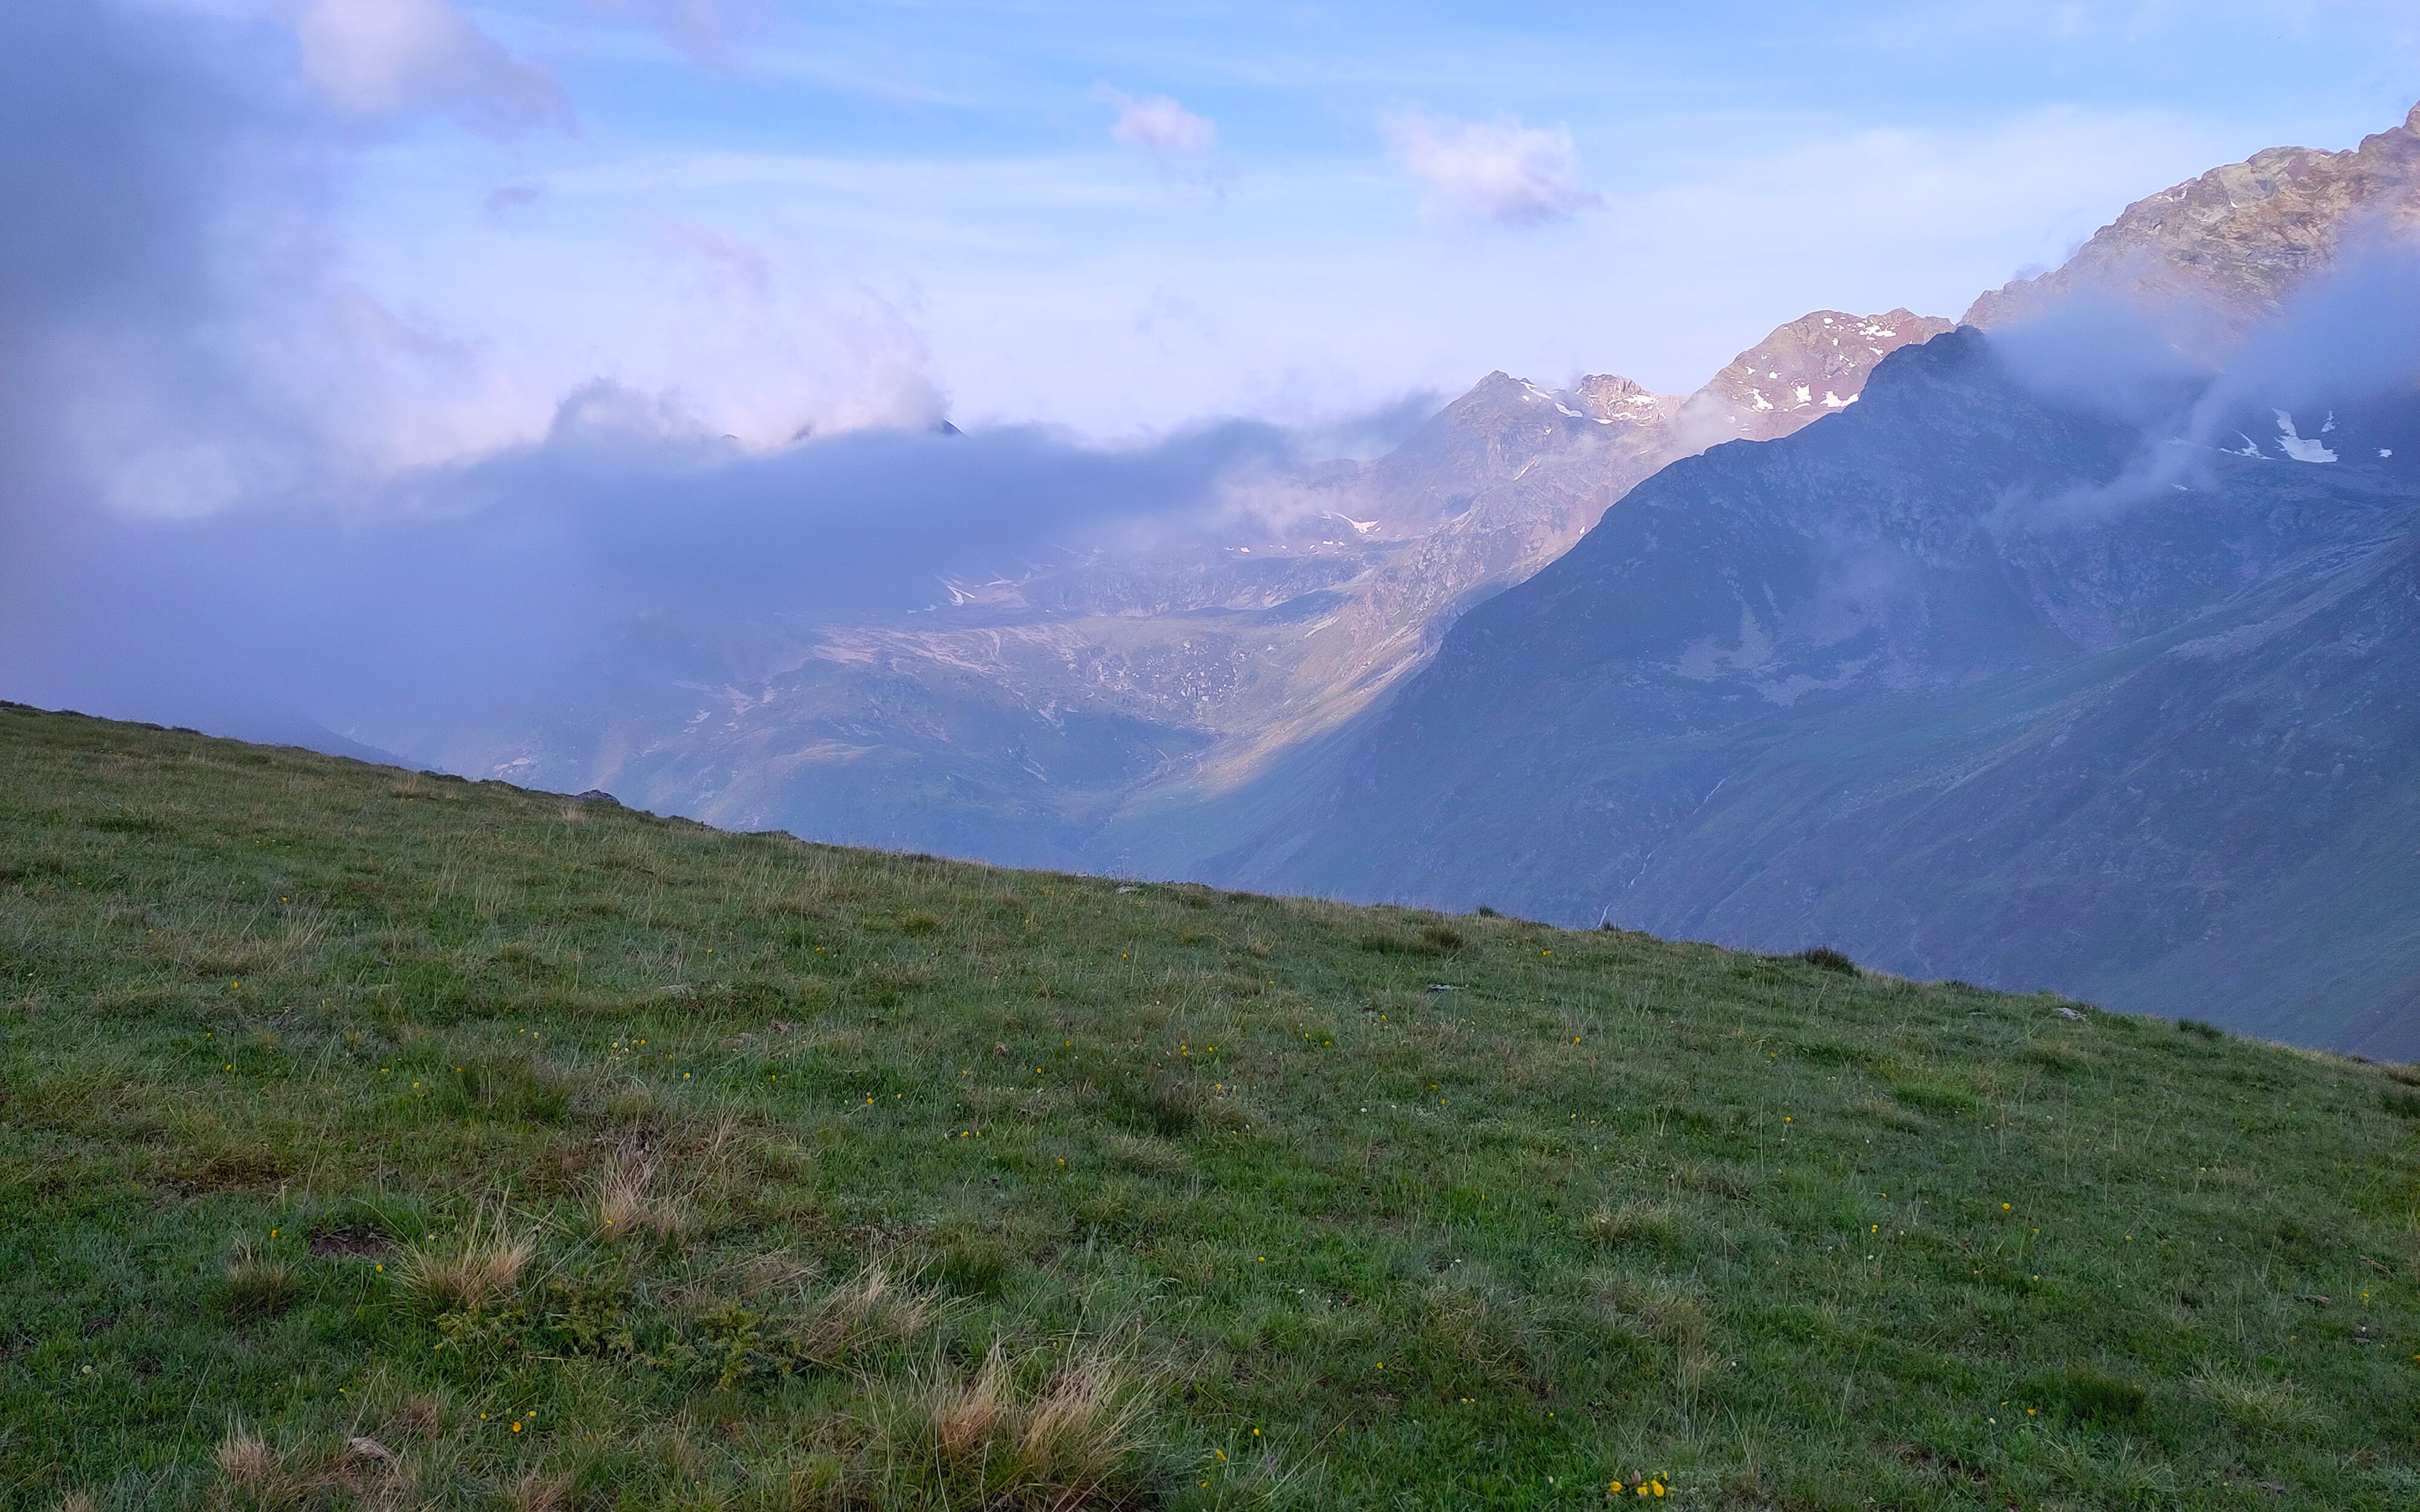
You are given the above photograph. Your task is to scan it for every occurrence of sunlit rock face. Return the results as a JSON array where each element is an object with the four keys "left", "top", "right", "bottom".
[
  {"left": 1968, "top": 101, "right": 2420, "bottom": 332},
  {"left": 1677, "top": 309, "right": 1955, "bottom": 444}
]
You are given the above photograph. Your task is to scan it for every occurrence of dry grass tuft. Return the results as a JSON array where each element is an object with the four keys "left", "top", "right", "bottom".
[
  {"left": 597, "top": 1156, "right": 691, "bottom": 1242},
  {"left": 1583, "top": 1201, "right": 1676, "bottom": 1249},
  {"left": 1600, "top": 1274, "right": 1709, "bottom": 1347},
  {"left": 739, "top": 1247, "right": 820, "bottom": 1297},
  {"left": 388, "top": 1393, "right": 445, "bottom": 1441},
  {"left": 1420, "top": 1283, "right": 1518, "bottom": 1378},
  {"left": 931, "top": 1346, "right": 1016, "bottom": 1461},
  {"left": 223, "top": 1238, "right": 297, "bottom": 1320},
  {"left": 216, "top": 1426, "right": 277, "bottom": 1488},
  {"left": 1016, "top": 1349, "right": 1143, "bottom": 1497},
  {"left": 395, "top": 1200, "right": 535, "bottom": 1312},
  {"left": 1858, "top": 1095, "right": 1928, "bottom": 1131},
  {"left": 55, "top": 1494, "right": 99, "bottom": 1512},
  {"left": 1107, "top": 1134, "right": 1186, "bottom": 1176},
  {"left": 213, "top": 1425, "right": 303, "bottom": 1507},
  {"left": 911, "top": 1341, "right": 1146, "bottom": 1510},
  {"left": 781, "top": 1263, "right": 941, "bottom": 1369},
  {"left": 506, "top": 1472, "right": 571, "bottom": 1512},
  {"left": 2191, "top": 1366, "right": 2326, "bottom": 1436},
  {"left": 333, "top": 1436, "right": 416, "bottom": 1509},
  {"left": 1670, "top": 1160, "right": 1753, "bottom": 1199}
]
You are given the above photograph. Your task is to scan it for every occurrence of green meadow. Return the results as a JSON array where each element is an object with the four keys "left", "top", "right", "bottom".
[{"left": 2, "top": 702, "right": 2415, "bottom": 1510}]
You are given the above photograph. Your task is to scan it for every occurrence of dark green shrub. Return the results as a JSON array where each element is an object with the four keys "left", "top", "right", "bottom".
[
  {"left": 1797, "top": 946, "right": 1857, "bottom": 974},
  {"left": 1890, "top": 1079, "right": 1978, "bottom": 1116},
  {"left": 1110, "top": 1074, "right": 1199, "bottom": 1137},
  {"left": 936, "top": 1234, "right": 1012, "bottom": 1295},
  {"left": 223, "top": 1242, "right": 295, "bottom": 1321},
  {"left": 2027, "top": 1364, "right": 2149, "bottom": 1427},
  {"left": 1355, "top": 924, "right": 1463, "bottom": 958}
]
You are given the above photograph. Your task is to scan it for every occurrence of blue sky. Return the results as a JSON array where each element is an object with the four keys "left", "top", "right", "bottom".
[{"left": 160, "top": 1, "right": 2420, "bottom": 449}]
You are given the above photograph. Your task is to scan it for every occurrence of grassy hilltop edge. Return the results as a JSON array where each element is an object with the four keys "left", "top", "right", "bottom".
[{"left": 1, "top": 702, "right": 2415, "bottom": 1510}]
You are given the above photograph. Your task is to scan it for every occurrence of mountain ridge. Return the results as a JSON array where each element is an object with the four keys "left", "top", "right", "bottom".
[
  {"left": 1969, "top": 100, "right": 2420, "bottom": 328},
  {"left": 1204, "top": 323, "right": 2420, "bottom": 1055}
]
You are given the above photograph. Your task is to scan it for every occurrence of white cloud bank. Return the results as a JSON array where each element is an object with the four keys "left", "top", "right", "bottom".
[{"left": 1383, "top": 110, "right": 1602, "bottom": 225}]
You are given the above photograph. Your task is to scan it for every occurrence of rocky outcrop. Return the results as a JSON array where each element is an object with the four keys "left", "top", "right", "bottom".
[{"left": 1968, "top": 101, "right": 2420, "bottom": 328}]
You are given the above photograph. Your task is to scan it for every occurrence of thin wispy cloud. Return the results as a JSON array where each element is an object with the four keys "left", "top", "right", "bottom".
[
  {"left": 588, "top": 0, "right": 769, "bottom": 69},
  {"left": 296, "top": 0, "right": 569, "bottom": 136},
  {"left": 1382, "top": 110, "right": 1602, "bottom": 226}
]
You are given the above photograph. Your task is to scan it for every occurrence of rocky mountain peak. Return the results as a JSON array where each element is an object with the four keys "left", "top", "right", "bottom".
[
  {"left": 1966, "top": 99, "right": 2420, "bottom": 329},
  {"left": 1364, "top": 370, "right": 1600, "bottom": 530},
  {"left": 1571, "top": 373, "right": 1681, "bottom": 425},
  {"left": 1676, "top": 308, "right": 1957, "bottom": 444}
]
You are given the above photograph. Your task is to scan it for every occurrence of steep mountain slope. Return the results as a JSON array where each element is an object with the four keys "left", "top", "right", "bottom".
[
  {"left": 1969, "top": 103, "right": 2420, "bottom": 328},
  {"left": 492, "top": 312, "right": 1946, "bottom": 870},
  {"left": 9, "top": 706, "right": 2420, "bottom": 1509},
  {"left": 1208, "top": 330, "right": 2420, "bottom": 1056}
]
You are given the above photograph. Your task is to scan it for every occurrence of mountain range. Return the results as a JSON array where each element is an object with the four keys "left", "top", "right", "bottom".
[
  {"left": 446, "top": 101, "right": 2420, "bottom": 1054},
  {"left": 1207, "top": 329, "right": 2420, "bottom": 1056},
  {"left": 477, "top": 309, "right": 1949, "bottom": 869},
  {"left": 1200, "top": 101, "right": 2420, "bottom": 1056}
]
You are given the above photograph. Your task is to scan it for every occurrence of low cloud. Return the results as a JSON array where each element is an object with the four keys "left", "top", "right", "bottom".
[
  {"left": 1382, "top": 110, "right": 1601, "bottom": 226},
  {"left": 1094, "top": 85, "right": 1218, "bottom": 160},
  {"left": 0, "top": 3, "right": 1302, "bottom": 764},
  {"left": 296, "top": 0, "right": 568, "bottom": 137},
  {"left": 3, "top": 412, "right": 1303, "bottom": 757},
  {"left": 1985, "top": 230, "right": 2420, "bottom": 521}
]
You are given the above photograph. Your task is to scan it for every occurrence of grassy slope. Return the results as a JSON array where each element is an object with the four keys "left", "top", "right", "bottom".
[{"left": 2, "top": 703, "right": 2417, "bottom": 1512}]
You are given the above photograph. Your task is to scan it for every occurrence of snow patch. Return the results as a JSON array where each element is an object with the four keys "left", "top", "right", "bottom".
[
  {"left": 1520, "top": 379, "right": 1584, "bottom": 418},
  {"left": 1749, "top": 389, "right": 1774, "bottom": 412},
  {"left": 2273, "top": 410, "right": 2337, "bottom": 464}
]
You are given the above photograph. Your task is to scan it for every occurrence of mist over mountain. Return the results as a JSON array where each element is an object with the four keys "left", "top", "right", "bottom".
[
  {"left": 434, "top": 307, "right": 1949, "bottom": 870},
  {"left": 1204, "top": 107, "right": 2420, "bottom": 1056}
]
